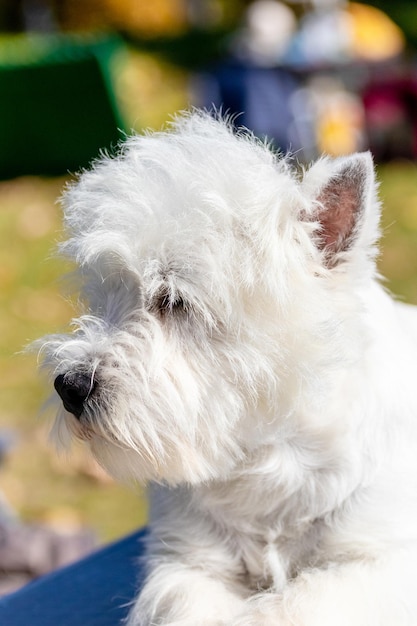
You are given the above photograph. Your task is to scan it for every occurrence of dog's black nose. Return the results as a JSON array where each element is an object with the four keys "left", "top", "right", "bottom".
[{"left": 54, "top": 373, "right": 94, "bottom": 418}]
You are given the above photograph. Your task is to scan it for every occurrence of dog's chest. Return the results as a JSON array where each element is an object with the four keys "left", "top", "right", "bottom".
[
  {"left": 198, "top": 477, "right": 328, "bottom": 592},
  {"left": 186, "top": 421, "right": 365, "bottom": 594},
  {"left": 233, "top": 520, "right": 323, "bottom": 592},
  {"left": 195, "top": 436, "right": 359, "bottom": 592}
]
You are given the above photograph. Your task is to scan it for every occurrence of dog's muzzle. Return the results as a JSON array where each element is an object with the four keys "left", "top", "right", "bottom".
[{"left": 54, "top": 372, "right": 95, "bottom": 418}]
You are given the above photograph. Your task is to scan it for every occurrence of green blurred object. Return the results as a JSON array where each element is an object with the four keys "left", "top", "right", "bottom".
[{"left": 0, "top": 34, "right": 128, "bottom": 179}]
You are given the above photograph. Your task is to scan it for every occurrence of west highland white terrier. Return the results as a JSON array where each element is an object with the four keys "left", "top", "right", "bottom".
[{"left": 38, "top": 111, "right": 417, "bottom": 625}]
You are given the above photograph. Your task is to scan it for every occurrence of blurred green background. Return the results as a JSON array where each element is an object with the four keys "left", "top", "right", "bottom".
[{"left": 1, "top": 0, "right": 417, "bottom": 549}]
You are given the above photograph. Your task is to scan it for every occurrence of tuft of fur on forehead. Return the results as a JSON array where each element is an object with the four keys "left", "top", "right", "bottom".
[{"left": 59, "top": 112, "right": 308, "bottom": 287}]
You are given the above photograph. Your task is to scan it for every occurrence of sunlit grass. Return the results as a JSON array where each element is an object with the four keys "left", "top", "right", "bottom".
[{"left": 378, "top": 160, "right": 417, "bottom": 304}]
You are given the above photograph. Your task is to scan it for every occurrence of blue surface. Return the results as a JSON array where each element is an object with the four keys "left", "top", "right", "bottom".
[{"left": 0, "top": 528, "right": 147, "bottom": 625}]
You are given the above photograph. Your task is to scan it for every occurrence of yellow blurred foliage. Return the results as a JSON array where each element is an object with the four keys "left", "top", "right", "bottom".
[
  {"left": 56, "top": 0, "right": 188, "bottom": 36},
  {"left": 106, "top": 0, "right": 187, "bottom": 36},
  {"left": 347, "top": 2, "right": 405, "bottom": 61}
]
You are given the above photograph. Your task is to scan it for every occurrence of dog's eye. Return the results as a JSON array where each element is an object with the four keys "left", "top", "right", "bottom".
[
  {"left": 161, "top": 295, "right": 185, "bottom": 313},
  {"left": 152, "top": 292, "right": 186, "bottom": 317}
]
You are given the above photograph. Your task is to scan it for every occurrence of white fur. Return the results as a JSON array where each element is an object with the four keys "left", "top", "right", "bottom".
[{"left": 37, "top": 111, "right": 417, "bottom": 625}]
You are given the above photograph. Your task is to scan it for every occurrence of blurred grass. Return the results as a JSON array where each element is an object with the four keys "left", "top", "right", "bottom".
[
  {"left": 378, "top": 161, "right": 417, "bottom": 303},
  {"left": 1, "top": 43, "right": 417, "bottom": 544}
]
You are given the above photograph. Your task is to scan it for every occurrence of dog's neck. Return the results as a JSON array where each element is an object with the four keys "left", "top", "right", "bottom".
[
  {"left": 189, "top": 428, "right": 365, "bottom": 591},
  {"left": 196, "top": 423, "right": 364, "bottom": 528}
]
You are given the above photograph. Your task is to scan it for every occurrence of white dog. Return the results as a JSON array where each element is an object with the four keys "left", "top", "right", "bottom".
[{"left": 38, "top": 111, "right": 417, "bottom": 625}]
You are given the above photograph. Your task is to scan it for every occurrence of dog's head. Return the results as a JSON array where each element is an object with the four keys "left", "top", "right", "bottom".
[{"left": 37, "top": 112, "right": 380, "bottom": 485}]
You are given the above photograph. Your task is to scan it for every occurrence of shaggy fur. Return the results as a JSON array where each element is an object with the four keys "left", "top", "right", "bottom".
[{"left": 37, "top": 111, "right": 417, "bottom": 625}]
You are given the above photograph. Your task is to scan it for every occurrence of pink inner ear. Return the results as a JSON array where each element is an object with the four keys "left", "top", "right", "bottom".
[{"left": 316, "top": 169, "right": 364, "bottom": 255}]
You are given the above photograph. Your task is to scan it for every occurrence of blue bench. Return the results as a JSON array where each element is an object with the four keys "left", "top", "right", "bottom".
[{"left": 0, "top": 528, "right": 147, "bottom": 625}]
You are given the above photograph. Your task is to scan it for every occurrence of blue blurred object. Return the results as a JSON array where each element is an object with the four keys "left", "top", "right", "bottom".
[
  {"left": 202, "top": 59, "right": 305, "bottom": 152},
  {"left": 0, "top": 529, "right": 146, "bottom": 625},
  {"left": 0, "top": 429, "right": 15, "bottom": 467}
]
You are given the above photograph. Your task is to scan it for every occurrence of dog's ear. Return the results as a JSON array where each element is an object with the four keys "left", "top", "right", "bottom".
[{"left": 303, "top": 152, "right": 379, "bottom": 267}]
